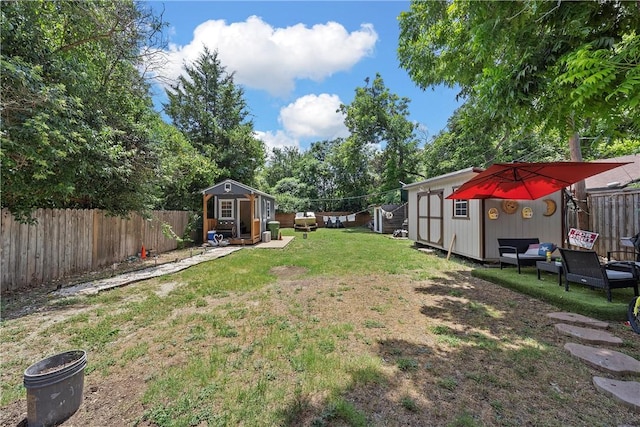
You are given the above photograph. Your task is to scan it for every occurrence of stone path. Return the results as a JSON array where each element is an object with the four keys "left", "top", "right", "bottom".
[
  {"left": 547, "top": 312, "right": 640, "bottom": 413},
  {"left": 547, "top": 312, "right": 609, "bottom": 329},
  {"left": 564, "top": 343, "right": 640, "bottom": 375},
  {"left": 54, "top": 246, "right": 242, "bottom": 297},
  {"left": 555, "top": 323, "right": 623, "bottom": 346}
]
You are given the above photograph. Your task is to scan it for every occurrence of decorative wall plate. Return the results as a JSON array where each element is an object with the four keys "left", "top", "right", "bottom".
[
  {"left": 488, "top": 207, "right": 499, "bottom": 220},
  {"left": 501, "top": 200, "right": 519, "bottom": 214},
  {"left": 521, "top": 207, "right": 533, "bottom": 219},
  {"left": 543, "top": 199, "right": 557, "bottom": 216}
]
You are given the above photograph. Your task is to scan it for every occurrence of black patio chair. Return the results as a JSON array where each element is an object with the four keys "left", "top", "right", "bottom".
[
  {"left": 607, "top": 233, "right": 640, "bottom": 263},
  {"left": 559, "top": 248, "right": 639, "bottom": 302}
]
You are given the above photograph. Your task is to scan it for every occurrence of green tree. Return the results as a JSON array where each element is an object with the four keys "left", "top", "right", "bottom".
[
  {"left": 259, "top": 143, "right": 342, "bottom": 212},
  {"left": 164, "top": 47, "right": 265, "bottom": 185},
  {"left": 338, "top": 74, "right": 419, "bottom": 208},
  {"left": 298, "top": 140, "right": 340, "bottom": 211},
  {"left": 398, "top": 0, "right": 639, "bottom": 132},
  {"left": 398, "top": 0, "right": 639, "bottom": 227},
  {"left": 422, "top": 101, "right": 567, "bottom": 178},
  {"left": 1, "top": 0, "right": 166, "bottom": 221},
  {"left": 261, "top": 147, "right": 304, "bottom": 189},
  {"left": 151, "top": 117, "right": 218, "bottom": 212},
  {"left": 327, "top": 138, "right": 375, "bottom": 212},
  {"left": 557, "top": 31, "right": 640, "bottom": 130},
  {"left": 271, "top": 177, "right": 311, "bottom": 213}
]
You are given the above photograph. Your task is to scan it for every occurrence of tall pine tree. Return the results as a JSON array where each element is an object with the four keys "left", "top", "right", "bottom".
[{"left": 164, "top": 48, "right": 265, "bottom": 185}]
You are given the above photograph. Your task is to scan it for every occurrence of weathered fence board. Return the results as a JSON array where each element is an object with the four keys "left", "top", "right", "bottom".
[
  {"left": 1, "top": 209, "right": 191, "bottom": 292},
  {"left": 567, "top": 190, "right": 640, "bottom": 260}
]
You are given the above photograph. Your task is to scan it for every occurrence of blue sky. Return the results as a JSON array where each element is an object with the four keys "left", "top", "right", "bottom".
[{"left": 147, "top": 1, "right": 462, "bottom": 153}]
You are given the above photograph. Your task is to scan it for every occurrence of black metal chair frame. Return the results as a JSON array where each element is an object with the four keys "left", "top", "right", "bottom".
[{"left": 559, "top": 248, "right": 639, "bottom": 302}]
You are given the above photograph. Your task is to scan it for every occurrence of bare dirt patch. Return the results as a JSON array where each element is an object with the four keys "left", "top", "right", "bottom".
[{"left": 154, "top": 281, "right": 183, "bottom": 298}]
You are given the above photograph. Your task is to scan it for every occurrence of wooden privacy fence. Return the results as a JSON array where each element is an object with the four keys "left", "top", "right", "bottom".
[
  {"left": 1, "top": 209, "right": 191, "bottom": 292},
  {"left": 275, "top": 211, "right": 372, "bottom": 229},
  {"left": 567, "top": 190, "right": 640, "bottom": 259}
]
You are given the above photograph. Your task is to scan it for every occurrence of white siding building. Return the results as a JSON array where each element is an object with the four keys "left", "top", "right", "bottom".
[{"left": 404, "top": 168, "right": 565, "bottom": 261}]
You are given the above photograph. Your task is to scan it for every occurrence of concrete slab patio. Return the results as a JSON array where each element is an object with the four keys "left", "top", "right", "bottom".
[{"left": 252, "top": 235, "right": 294, "bottom": 249}]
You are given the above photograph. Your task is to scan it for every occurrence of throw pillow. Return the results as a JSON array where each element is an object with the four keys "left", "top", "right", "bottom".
[
  {"left": 525, "top": 244, "right": 540, "bottom": 255},
  {"left": 538, "top": 242, "right": 557, "bottom": 256}
]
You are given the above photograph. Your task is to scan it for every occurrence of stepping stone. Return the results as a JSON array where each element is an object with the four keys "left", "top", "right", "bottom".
[
  {"left": 554, "top": 323, "right": 623, "bottom": 346},
  {"left": 547, "top": 312, "right": 609, "bottom": 329},
  {"left": 593, "top": 377, "right": 640, "bottom": 413},
  {"left": 564, "top": 343, "right": 640, "bottom": 375}
]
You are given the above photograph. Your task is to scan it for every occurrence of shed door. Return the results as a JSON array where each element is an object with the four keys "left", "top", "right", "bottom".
[
  {"left": 417, "top": 191, "right": 443, "bottom": 246},
  {"left": 374, "top": 207, "right": 383, "bottom": 233},
  {"left": 238, "top": 199, "right": 251, "bottom": 237}
]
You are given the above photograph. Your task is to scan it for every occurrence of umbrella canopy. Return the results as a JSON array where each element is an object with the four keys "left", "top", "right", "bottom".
[{"left": 446, "top": 161, "right": 629, "bottom": 200}]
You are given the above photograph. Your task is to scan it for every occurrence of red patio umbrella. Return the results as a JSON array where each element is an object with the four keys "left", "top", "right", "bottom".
[{"left": 446, "top": 161, "right": 629, "bottom": 200}]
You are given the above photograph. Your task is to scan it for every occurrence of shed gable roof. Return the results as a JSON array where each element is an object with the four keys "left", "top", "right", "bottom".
[
  {"left": 402, "top": 167, "right": 483, "bottom": 190},
  {"left": 201, "top": 179, "right": 274, "bottom": 199}
]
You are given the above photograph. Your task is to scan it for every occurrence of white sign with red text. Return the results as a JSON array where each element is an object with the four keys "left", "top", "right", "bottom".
[{"left": 568, "top": 228, "right": 599, "bottom": 250}]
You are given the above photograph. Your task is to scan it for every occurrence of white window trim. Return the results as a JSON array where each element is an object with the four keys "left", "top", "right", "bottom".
[
  {"left": 266, "top": 201, "right": 271, "bottom": 219},
  {"left": 453, "top": 199, "right": 468, "bottom": 218},
  {"left": 218, "top": 199, "right": 235, "bottom": 219}
]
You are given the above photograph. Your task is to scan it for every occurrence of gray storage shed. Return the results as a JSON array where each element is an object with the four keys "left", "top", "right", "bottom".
[
  {"left": 403, "top": 168, "right": 565, "bottom": 262},
  {"left": 202, "top": 179, "right": 276, "bottom": 245}
]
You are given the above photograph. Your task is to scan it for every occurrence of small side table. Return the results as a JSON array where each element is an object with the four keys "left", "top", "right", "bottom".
[{"left": 536, "top": 261, "right": 567, "bottom": 291}]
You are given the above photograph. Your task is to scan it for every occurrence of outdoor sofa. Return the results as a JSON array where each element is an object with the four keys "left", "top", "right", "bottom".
[{"left": 498, "top": 238, "right": 555, "bottom": 274}]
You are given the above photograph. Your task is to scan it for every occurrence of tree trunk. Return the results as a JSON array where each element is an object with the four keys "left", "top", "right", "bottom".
[{"left": 568, "top": 131, "right": 589, "bottom": 230}]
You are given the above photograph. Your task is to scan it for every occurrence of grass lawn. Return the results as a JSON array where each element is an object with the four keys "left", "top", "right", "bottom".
[
  {"left": 472, "top": 265, "right": 636, "bottom": 321},
  {"left": 1, "top": 227, "right": 638, "bottom": 426}
]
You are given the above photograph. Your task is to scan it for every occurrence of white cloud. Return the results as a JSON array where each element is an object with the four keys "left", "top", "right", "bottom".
[
  {"left": 279, "top": 94, "right": 349, "bottom": 140},
  {"left": 255, "top": 94, "right": 349, "bottom": 152},
  {"left": 254, "top": 130, "right": 299, "bottom": 152},
  {"left": 158, "top": 16, "right": 377, "bottom": 96}
]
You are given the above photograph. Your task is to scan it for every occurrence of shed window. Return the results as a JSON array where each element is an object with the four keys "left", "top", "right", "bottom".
[
  {"left": 219, "top": 200, "right": 234, "bottom": 219},
  {"left": 453, "top": 199, "right": 468, "bottom": 218},
  {"left": 266, "top": 201, "right": 271, "bottom": 219}
]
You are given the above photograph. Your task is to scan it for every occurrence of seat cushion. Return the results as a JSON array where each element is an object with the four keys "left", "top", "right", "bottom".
[
  {"left": 502, "top": 253, "right": 544, "bottom": 260},
  {"left": 519, "top": 254, "right": 546, "bottom": 260},
  {"left": 605, "top": 269, "right": 634, "bottom": 280}
]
